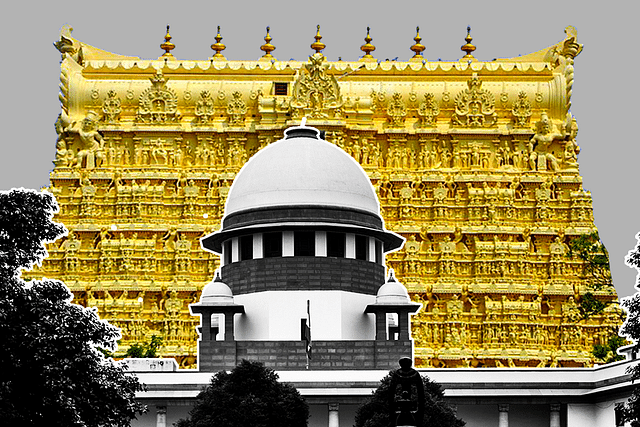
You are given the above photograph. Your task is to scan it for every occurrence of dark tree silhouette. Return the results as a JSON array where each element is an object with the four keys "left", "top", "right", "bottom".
[
  {"left": 620, "top": 232, "right": 640, "bottom": 426},
  {"left": 355, "top": 371, "right": 465, "bottom": 427},
  {"left": 0, "top": 189, "right": 145, "bottom": 427},
  {"left": 176, "top": 360, "right": 309, "bottom": 427}
]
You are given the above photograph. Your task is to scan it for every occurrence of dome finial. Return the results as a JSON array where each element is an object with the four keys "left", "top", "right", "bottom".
[
  {"left": 311, "top": 24, "right": 326, "bottom": 54},
  {"left": 160, "top": 24, "right": 175, "bottom": 58},
  {"left": 214, "top": 270, "right": 223, "bottom": 282},
  {"left": 460, "top": 25, "right": 476, "bottom": 60},
  {"left": 360, "top": 26, "right": 376, "bottom": 61},
  {"left": 260, "top": 26, "right": 276, "bottom": 60},
  {"left": 300, "top": 117, "right": 307, "bottom": 127},
  {"left": 387, "top": 268, "right": 397, "bottom": 282},
  {"left": 410, "top": 26, "right": 426, "bottom": 60},
  {"left": 211, "top": 26, "right": 227, "bottom": 60}
]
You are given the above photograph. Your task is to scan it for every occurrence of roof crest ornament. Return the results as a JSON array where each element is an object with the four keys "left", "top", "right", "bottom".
[
  {"left": 311, "top": 25, "right": 326, "bottom": 55},
  {"left": 360, "top": 27, "right": 376, "bottom": 61},
  {"left": 410, "top": 26, "right": 426, "bottom": 61},
  {"left": 460, "top": 26, "right": 476, "bottom": 61},
  {"left": 160, "top": 25, "right": 176, "bottom": 59},
  {"left": 259, "top": 26, "right": 276, "bottom": 61},
  {"left": 211, "top": 26, "right": 226, "bottom": 60}
]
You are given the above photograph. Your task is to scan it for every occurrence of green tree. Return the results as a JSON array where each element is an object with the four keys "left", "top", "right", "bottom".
[
  {"left": 620, "top": 232, "right": 640, "bottom": 426},
  {"left": 568, "top": 232, "right": 624, "bottom": 363},
  {"left": 175, "top": 360, "right": 309, "bottom": 427},
  {"left": 0, "top": 189, "right": 145, "bottom": 427},
  {"left": 125, "top": 335, "right": 163, "bottom": 358},
  {"left": 354, "top": 372, "right": 464, "bottom": 427}
]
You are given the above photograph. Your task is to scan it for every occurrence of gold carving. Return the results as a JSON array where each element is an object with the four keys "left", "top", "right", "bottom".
[
  {"left": 511, "top": 91, "right": 532, "bottom": 128},
  {"left": 102, "top": 90, "right": 122, "bottom": 123},
  {"left": 387, "top": 93, "right": 407, "bottom": 127},
  {"left": 453, "top": 74, "right": 496, "bottom": 127},
  {"left": 417, "top": 93, "right": 440, "bottom": 127},
  {"left": 195, "top": 91, "right": 215, "bottom": 124},
  {"left": 291, "top": 53, "right": 343, "bottom": 119},
  {"left": 227, "top": 92, "right": 247, "bottom": 126},
  {"left": 136, "top": 70, "right": 180, "bottom": 124}
]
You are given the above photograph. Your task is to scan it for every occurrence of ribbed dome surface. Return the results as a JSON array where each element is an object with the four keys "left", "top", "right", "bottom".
[
  {"left": 225, "top": 126, "right": 380, "bottom": 216},
  {"left": 200, "top": 279, "right": 234, "bottom": 304}
]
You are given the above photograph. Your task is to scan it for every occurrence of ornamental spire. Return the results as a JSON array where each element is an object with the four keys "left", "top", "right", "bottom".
[
  {"left": 260, "top": 26, "right": 276, "bottom": 60},
  {"left": 310, "top": 25, "right": 325, "bottom": 54},
  {"left": 360, "top": 27, "right": 376, "bottom": 61},
  {"left": 410, "top": 26, "right": 426, "bottom": 60},
  {"left": 211, "top": 26, "right": 226, "bottom": 60},
  {"left": 460, "top": 26, "right": 476, "bottom": 60},
  {"left": 160, "top": 25, "right": 175, "bottom": 59}
]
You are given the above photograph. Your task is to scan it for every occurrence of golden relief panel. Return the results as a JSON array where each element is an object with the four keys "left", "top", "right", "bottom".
[{"left": 23, "top": 25, "right": 621, "bottom": 369}]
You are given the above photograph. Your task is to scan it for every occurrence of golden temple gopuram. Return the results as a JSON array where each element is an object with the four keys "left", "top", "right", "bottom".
[{"left": 26, "top": 24, "right": 622, "bottom": 368}]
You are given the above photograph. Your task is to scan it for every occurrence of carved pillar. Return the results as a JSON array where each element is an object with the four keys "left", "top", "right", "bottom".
[
  {"left": 328, "top": 403, "right": 339, "bottom": 427},
  {"left": 156, "top": 406, "right": 167, "bottom": 427},
  {"left": 224, "top": 310, "right": 235, "bottom": 341},
  {"left": 498, "top": 403, "right": 509, "bottom": 427},
  {"left": 550, "top": 403, "right": 561, "bottom": 427}
]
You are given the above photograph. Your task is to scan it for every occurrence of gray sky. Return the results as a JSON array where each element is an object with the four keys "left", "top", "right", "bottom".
[{"left": 1, "top": 0, "right": 638, "bottom": 298}]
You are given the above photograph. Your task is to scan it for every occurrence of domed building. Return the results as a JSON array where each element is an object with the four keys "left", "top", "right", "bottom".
[{"left": 190, "top": 122, "right": 421, "bottom": 371}]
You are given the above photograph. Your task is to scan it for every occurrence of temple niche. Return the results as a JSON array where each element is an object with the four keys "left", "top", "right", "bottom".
[{"left": 25, "top": 24, "right": 622, "bottom": 369}]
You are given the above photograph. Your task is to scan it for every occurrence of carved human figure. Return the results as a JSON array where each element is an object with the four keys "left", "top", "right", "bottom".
[
  {"left": 529, "top": 112, "right": 563, "bottom": 171},
  {"left": 66, "top": 111, "right": 105, "bottom": 169}
]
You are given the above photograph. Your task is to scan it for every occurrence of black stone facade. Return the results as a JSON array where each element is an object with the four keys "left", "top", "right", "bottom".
[
  {"left": 221, "top": 256, "right": 385, "bottom": 295},
  {"left": 198, "top": 339, "right": 413, "bottom": 371}
]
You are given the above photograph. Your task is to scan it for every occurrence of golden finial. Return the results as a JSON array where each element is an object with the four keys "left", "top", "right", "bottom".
[
  {"left": 359, "top": 27, "right": 376, "bottom": 61},
  {"left": 260, "top": 26, "right": 276, "bottom": 60},
  {"left": 310, "top": 24, "right": 325, "bottom": 54},
  {"left": 410, "top": 26, "right": 426, "bottom": 60},
  {"left": 211, "top": 26, "right": 226, "bottom": 60},
  {"left": 160, "top": 25, "right": 175, "bottom": 58},
  {"left": 460, "top": 26, "right": 476, "bottom": 60}
]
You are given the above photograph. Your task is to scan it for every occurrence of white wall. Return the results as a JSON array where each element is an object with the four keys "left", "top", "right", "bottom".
[{"left": 234, "top": 290, "right": 376, "bottom": 340}]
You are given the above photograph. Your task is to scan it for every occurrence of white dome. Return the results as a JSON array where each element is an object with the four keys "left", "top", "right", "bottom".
[
  {"left": 225, "top": 126, "right": 380, "bottom": 216},
  {"left": 200, "top": 277, "right": 234, "bottom": 304},
  {"left": 375, "top": 271, "right": 410, "bottom": 305}
]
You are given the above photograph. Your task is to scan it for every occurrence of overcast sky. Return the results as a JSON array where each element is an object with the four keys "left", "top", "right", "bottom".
[{"left": 1, "top": 0, "right": 638, "bottom": 298}]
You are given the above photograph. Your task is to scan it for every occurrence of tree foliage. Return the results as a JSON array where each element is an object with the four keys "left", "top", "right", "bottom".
[
  {"left": 568, "top": 231, "right": 612, "bottom": 290},
  {"left": 125, "top": 335, "right": 163, "bottom": 358},
  {"left": 176, "top": 360, "right": 309, "bottom": 427},
  {"left": 354, "top": 372, "right": 464, "bottom": 427},
  {"left": 0, "top": 189, "right": 145, "bottom": 427},
  {"left": 621, "top": 232, "right": 640, "bottom": 426}
]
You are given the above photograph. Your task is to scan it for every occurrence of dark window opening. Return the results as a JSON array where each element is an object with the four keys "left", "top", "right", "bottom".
[
  {"left": 274, "top": 82, "right": 288, "bottom": 96},
  {"left": 375, "top": 240, "right": 383, "bottom": 265},
  {"left": 223, "top": 240, "right": 232, "bottom": 265},
  {"left": 240, "top": 235, "right": 253, "bottom": 261},
  {"left": 327, "top": 232, "right": 345, "bottom": 258},
  {"left": 263, "top": 232, "right": 282, "bottom": 258},
  {"left": 295, "top": 231, "right": 315, "bottom": 256},
  {"left": 355, "top": 235, "right": 368, "bottom": 260}
]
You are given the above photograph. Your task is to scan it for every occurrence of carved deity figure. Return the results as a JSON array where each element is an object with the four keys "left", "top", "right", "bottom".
[
  {"left": 388, "top": 357, "right": 425, "bottom": 427},
  {"left": 511, "top": 91, "right": 532, "bottom": 127},
  {"left": 227, "top": 91, "right": 247, "bottom": 126},
  {"left": 529, "top": 112, "right": 563, "bottom": 171},
  {"left": 452, "top": 74, "right": 496, "bottom": 127},
  {"left": 102, "top": 90, "right": 122, "bottom": 123},
  {"left": 417, "top": 93, "right": 440, "bottom": 127},
  {"left": 387, "top": 93, "right": 407, "bottom": 127},
  {"left": 66, "top": 111, "right": 105, "bottom": 169},
  {"left": 195, "top": 91, "right": 215, "bottom": 124},
  {"left": 290, "top": 53, "right": 343, "bottom": 118}
]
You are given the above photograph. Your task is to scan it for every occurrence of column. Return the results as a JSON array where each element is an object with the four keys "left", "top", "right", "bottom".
[
  {"left": 283, "top": 231, "right": 294, "bottom": 257},
  {"left": 231, "top": 237, "right": 239, "bottom": 262},
  {"left": 328, "top": 403, "right": 339, "bottom": 427},
  {"left": 345, "top": 233, "right": 356, "bottom": 259},
  {"left": 316, "top": 231, "right": 327, "bottom": 256},
  {"left": 498, "top": 404, "right": 509, "bottom": 427},
  {"left": 550, "top": 403, "right": 561, "bottom": 427},
  {"left": 156, "top": 406, "right": 167, "bottom": 427},
  {"left": 254, "top": 233, "right": 263, "bottom": 259}
]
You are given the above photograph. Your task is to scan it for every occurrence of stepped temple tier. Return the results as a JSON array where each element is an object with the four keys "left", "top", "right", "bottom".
[{"left": 27, "top": 24, "right": 622, "bottom": 369}]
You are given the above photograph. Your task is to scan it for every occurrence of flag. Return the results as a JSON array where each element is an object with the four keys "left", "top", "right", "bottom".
[{"left": 300, "top": 300, "right": 312, "bottom": 363}]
